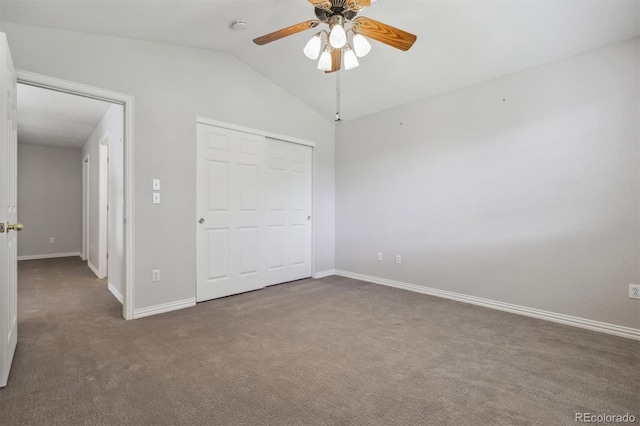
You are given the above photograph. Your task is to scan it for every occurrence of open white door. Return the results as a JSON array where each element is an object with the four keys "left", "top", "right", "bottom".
[{"left": 0, "top": 33, "right": 19, "bottom": 388}]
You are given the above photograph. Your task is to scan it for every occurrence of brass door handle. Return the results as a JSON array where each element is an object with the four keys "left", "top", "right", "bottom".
[{"left": 7, "top": 223, "right": 23, "bottom": 232}]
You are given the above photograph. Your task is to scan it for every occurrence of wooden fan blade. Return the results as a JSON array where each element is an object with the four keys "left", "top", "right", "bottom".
[
  {"left": 355, "top": 17, "right": 417, "bottom": 51},
  {"left": 325, "top": 48, "right": 342, "bottom": 74},
  {"left": 308, "top": 0, "right": 332, "bottom": 11},
  {"left": 253, "top": 20, "right": 320, "bottom": 45},
  {"left": 351, "top": 0, "right": 376, "bottom": 8}
]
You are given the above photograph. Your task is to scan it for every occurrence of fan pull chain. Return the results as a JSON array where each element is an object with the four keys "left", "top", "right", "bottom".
[{"left": 335, "top": 70, "right": 342, "bottom": 123}]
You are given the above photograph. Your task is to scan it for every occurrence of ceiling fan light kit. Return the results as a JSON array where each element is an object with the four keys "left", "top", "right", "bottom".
[
  {"left": 343, "top": 46, "right": 359, "bottom": 70},
  {"left": 328, "top": 15, "right": 347, "bottom": 48},
  {"left": 317, "top": 47, "right": 333, "bottom": 71},
  {"left": 253, "top": 0, "right": 417, "bottom": 74},
  {"left": 352, "top": 33, "right": 371, "bottom": 57},
  {"left": 303, "top": 32, "right": 324, "bottom": 59}
]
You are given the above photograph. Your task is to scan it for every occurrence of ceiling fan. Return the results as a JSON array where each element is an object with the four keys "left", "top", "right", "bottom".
[{"left": 253, "top": 0, "right": 417, "bottom": 73}]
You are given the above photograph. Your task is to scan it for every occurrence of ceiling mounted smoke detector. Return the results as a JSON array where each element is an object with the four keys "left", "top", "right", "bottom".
[{"left": 230, "top": 20, "right": 247, "bottom": 31}]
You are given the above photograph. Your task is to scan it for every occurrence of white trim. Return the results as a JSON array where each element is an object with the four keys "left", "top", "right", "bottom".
[
  {"left": 17, "top": 252, "right": 81, "bottom": 261},
  {"left": 335, "top": 270, "right": 640, "bottom": 341},
  {"left": 17, "top": 70, "right": 136, "bottom": 321},
  {"left": 98, "top": 139, "right": 109, "bottom": 279},
  {"left": 87, "top": 260, "right": 101, "bottom": 278},
  {"left": 108, "top": 282, "right": 124, "bottom": 304},
  {"left": 196, "top": 116, "right": 316, "bottom": 147},
  {"left": 82, "top": 154, "right": 90, "bottom": 261},
  {"left": 313, "top": 269, "right": 336, "bottom": 279},
  {"left": 133, "top": 298, "right": 196, "bottom": 319}
]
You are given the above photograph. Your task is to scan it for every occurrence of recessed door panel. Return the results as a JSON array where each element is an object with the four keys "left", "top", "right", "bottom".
[
  {"left": 269, "top": 169, "right": 286, "bottom": 211},
  {"left": 208, "top": 133, "right": 230, "bottom": 151},
  {"left": 208, "top": 160, "right": 230, "bottom": 211},
  {"left": 269, "top": 145, "right": 286, "bottom": 160},
  {"left": 292, "top": 150, "right": 306, "bottom": 167},
  {"left": 268, "top": 225, "right": 286, "bottom": 269},
  {"left": 238, "top": 227, "right": 259, "bottom": 275},
  {"left": 239, "top": 164, "right": 258, "bottom": 212},
  {"left": 292, "top": 171, "right": 306, "bottom": 211},
  {"left": 207, "top": 229, "right": 230, "bottom": 281},
  {"left": 240, "top": 138, "right": 258, "bottom": 156},
  {"left": 291, "top": 225, "right": 306, "bottom": 266}
]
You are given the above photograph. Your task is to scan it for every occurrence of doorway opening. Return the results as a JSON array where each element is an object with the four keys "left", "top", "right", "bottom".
[{"left": 16, "top": 71, "right": 134, "bottom": 319}]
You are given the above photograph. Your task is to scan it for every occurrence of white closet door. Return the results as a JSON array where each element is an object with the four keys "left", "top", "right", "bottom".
[
  {"left": 265, "top": 139, "right": 312, "bottom": 286},
  {"left": 196, "top": 124, "right": 267, "bottom": 302}
]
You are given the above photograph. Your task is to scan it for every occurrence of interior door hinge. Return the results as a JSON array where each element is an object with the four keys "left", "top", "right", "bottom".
[{"left": 0, "top": 223, "right": 4, "bottom": 233}]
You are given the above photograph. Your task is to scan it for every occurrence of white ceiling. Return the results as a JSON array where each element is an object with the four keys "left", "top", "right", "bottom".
[
  {"left": 17, "top": 84, "right": 112, "bottom": 149},
  {"left": 2, "top": 0, "right": 639, "bottom": 122}
]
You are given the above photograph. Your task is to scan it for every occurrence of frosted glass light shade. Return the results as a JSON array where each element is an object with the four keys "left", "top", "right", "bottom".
[
  {"left": 353, "top": 34, "right": 371, "bottom": 57},
  {"left": 303, "top": 35, "right": 322, "bottom": 60},
  {"left": 317, "top": 50, "right": 332, "bottom": 71},
  {"left": 329, "top": 24, "right": 347, "bottom": 48},
  {"left": 344, "top": 48, "right": 359, "bottom": 70}
]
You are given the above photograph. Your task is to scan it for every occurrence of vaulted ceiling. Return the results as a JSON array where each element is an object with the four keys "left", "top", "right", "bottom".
[{"left": 2, "top": 0, "right": 638, "bottom": 122}]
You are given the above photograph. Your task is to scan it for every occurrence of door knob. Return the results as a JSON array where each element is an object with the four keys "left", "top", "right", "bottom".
[
  {"left": 199, "top": 218, "right": 205, "bottom": 224},
  {"left": 7, "top": 223, "right": 23, "bottom": 232}
]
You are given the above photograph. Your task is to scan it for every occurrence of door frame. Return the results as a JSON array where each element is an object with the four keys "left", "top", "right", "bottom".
[
  {"left": 82, "top": 154, "right": 90, "bottom": 261},
  {"left": 195, "top": 116, "right": 318, "bottom": 298},
  {"left": 98, "top": 136, "right": 109, "bottom": 279},
  {"left": 17, "top": 70, "right": 136, "bottom": 320}
]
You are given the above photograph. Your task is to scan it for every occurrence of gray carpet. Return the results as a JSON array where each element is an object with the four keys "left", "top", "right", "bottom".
[{"left": 0, "top": 257, "right": 638, "bottom": 425}]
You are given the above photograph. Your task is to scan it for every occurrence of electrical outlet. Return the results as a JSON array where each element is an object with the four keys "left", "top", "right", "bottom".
[
  {"left": 395, "top": 254, "right": 402, "bottom": 264},
  {"left": 49, "top": 237, "right": 55, "bottom": 244},
  {"left": 630, "top": 284, "right": 640, "bottom": 300},
  {"left": 376, "top": 252, "right": 382, "bottom": 261},
  {"left": 152, "top": 270, "right": 160, "bottom": 282}
]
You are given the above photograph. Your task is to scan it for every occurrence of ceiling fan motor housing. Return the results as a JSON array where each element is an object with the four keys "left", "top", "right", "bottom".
[{"left": 314, "top": 6, "right": 357, "bottom": 22}]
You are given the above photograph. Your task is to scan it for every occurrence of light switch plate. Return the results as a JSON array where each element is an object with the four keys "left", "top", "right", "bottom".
[
  {"left": 153, "top": 192, "right": 160, "bottom": 204},
  {"left": 153, "top": 179, "right": 160, "bottom": 191}
]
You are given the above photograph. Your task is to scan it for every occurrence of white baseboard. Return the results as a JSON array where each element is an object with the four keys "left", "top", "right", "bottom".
[
  {"left": 18, "top": 252, "right": 81, "bottom": 261},
  {"left": 133, "top": 298, "right": 196, "bottom": 320},
  {"left": 313, "top": 269, "right": 336, "bottom": 279},
  {"left": 108, "top": 282, "right": 124, "bottom": 305},
  {"left": 335, "top": 270, "right": 640, "bottom": 341},
  {"left": 87, "top": 261, "right": 102, "bottom": 278}
]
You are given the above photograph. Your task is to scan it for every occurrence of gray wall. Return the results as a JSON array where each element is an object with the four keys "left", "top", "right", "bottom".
[
  {"left": 17, "top": 143, "right": 82, "bottom": 258},
  {"left": 336, "top": 38, "right": 640, "bottom": 329},
  {"left": 3, "top": 23, "right": 335, "bottom": 311}
]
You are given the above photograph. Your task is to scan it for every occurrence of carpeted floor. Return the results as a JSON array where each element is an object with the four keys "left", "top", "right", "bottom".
[{"left": 0, "top": 257, "right": 638, "bottom": 425}]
